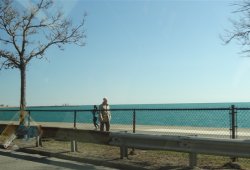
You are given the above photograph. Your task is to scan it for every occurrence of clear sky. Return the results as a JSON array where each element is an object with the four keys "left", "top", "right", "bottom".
[{"left": 1, "top": 0, "right": 250, "bottom": 106}]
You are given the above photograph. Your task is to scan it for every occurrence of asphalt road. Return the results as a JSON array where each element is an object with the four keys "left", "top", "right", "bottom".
[{"left": 0, "top": 148, "right": 119, "bottom": 170}]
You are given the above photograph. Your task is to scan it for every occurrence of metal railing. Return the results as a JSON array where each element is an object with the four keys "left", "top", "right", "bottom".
[{"left": 109, "top": 132, "right": 250, "bottom": 167}]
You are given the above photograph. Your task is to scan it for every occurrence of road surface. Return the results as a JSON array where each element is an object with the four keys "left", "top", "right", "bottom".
[{"left": 0, "top": 148, "right": 119, "bottom": 170}]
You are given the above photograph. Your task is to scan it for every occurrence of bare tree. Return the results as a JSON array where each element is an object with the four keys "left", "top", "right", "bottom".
[
  {"left": 222, "top": 0, "right": 250, "bottom": 55},
  {"left": 0, "top": 0, "right": 86, "bottom": 122}
]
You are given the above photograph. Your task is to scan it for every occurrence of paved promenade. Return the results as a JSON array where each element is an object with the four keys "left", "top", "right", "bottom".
[{"left": 1, "top": 121, "right": 250, "bottom": 139}]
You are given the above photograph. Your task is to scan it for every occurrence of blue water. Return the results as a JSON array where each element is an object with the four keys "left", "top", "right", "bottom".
[{"left": 1, "top": 102, "right": 250, "bottom": 128}]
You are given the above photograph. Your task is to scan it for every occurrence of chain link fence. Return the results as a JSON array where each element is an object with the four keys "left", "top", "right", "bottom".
[
  {"left": 1, "top": 105, "right": 250, "bottom": 169},
  {"left": 0, "top": 105, "right": 250, "bottom": 139}
]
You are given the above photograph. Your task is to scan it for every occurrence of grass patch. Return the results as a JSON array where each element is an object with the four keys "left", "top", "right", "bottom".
[{"left": 7, "top": 138, "right": 250, "bottom": 169}]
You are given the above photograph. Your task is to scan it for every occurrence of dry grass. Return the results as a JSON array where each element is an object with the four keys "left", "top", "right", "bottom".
[{"left": 10, "top": 138, "right": 250, "bottom": 170}]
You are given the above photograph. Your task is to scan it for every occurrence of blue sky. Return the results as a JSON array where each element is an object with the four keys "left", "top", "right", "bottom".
[{"left": 1, "top": 0, "right": 250, "bottom": 106}]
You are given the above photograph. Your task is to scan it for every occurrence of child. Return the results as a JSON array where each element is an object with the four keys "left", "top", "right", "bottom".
[{"left": 92, "top": 105, "right": 99, "bottom": 130}]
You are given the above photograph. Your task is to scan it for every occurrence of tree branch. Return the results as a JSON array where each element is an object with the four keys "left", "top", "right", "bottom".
[
  {"left": 0, "top": 0, "right": 86, "bottom": 66},
  {"left": 222, "top": 1, "right": 250, "bottom": 55},
  {"left": 0, "top": 50, "right": 20, "bottom": 68}
]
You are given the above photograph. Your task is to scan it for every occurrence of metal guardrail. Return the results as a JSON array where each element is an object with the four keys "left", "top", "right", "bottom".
[
  {"left": 1, "top": 125, "right": 250, "bottom": 168},
  {"left": 39, "top": 127, "right": 110, "bottom": 152},
  {"left": 31, "top": 126, "right": 250, "bottom": 168},
  {"left": 0, "top": 125, "right": 110, "bottom": 150},
  {"left": 109, "top": 132, "right": 250, "bottom": 168}
]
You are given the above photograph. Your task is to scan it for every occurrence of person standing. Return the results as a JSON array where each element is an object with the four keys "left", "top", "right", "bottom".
[
  {"left": 92, "top": 105, "right": 99, "bottom": 130},
  {"left": 99, "top": 97, "right": 111, "bottom": 131}
]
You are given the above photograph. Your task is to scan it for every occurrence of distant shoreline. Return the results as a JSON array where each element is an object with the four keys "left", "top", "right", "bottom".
[{"left": 2, "top": 101, "right": 250, "bottom": 108}]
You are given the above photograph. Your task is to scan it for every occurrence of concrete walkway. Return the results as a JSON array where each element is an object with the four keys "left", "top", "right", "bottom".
[{"left": 1, "top": 121, "right": 250, "bottom": 139}]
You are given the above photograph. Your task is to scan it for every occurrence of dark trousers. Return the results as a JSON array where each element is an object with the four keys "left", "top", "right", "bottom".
[
  {"left": 100, "top": 121, "right": 110, "bottom": 132},
  {"left": 93, "top": 117, "right": 99, "bottom": 128}
]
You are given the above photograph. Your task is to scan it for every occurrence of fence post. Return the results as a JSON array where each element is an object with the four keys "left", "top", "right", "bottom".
[
  {"left": 230, "top": 105, "right": 237, "bottom": 139},
  {"left": 230, "top": 105, "right": 237, "bottom": 162},
  {"left": 74, "top": 110, "right": 77, "bottom": 128},
  {"left": 133, "top": 109, "right": 136, "bottom": 133},
  {"left": 130, "top": 109, "right": 136, "bottom": 155}
]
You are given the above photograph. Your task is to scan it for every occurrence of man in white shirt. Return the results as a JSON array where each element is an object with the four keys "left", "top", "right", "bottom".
[{"left": 99, "top": 97, "right": 111, "bottom": 131}]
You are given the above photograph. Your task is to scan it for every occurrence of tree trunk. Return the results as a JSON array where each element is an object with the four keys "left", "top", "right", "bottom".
[{"left": 20, "top": 65, "right": 27, "bottom": 125}]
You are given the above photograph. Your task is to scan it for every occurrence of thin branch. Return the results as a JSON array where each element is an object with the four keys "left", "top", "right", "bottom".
[
  {"left": 0, "top": 37, "right": 12, "bottom": 44},
  {"left": 0, "top": 50, "right": 20, "bottom": 68},
  {"left": 222, "top": 1, "right": 250, "bottom": 55}
]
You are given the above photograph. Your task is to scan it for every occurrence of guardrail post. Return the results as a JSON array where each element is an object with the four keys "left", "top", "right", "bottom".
[
  {"left": 36, "top": 125, "right": 43, "bottom": 147},
  {"left": 120, "top": 144, "right": 128, "bottom": 159},
  {"left": 36, "top": 136, "right": 42, "bottom": 147},
  {"left": 71, "top": 140, "right": 78, "bottom": 152},
  {"left": 189, "top": 153, "right": 197, "bottom": 168},
  {"left": 72, "top": 118, "right": 78, "bottom": 152}
]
